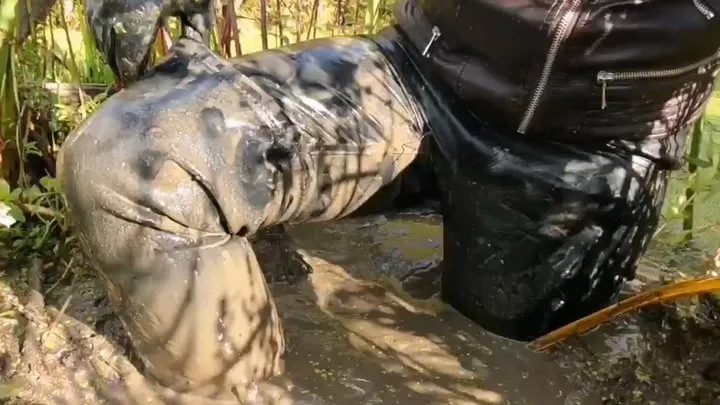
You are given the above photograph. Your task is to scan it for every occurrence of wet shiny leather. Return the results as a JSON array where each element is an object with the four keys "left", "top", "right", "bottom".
[
  {"left": 59, "top": 36, "right": 423, "bottom": 397},
  {"left": 377, "top": 29, "right": 674, "bottom": 339},
  {"left": 59, "top": 28, "right": 676, "bottom": 396},
  {"left": 395, "top": 0, "right": 720, "bottom": 141}
]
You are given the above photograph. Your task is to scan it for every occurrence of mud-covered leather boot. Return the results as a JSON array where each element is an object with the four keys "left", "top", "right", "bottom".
[{"left": 59, "top": 35, "right": 425, "bottom": 400}]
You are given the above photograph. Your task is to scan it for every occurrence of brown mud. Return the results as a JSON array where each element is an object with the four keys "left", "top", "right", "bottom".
[{"left": 0, "top": 210, "right": 718, "bottom": 404}]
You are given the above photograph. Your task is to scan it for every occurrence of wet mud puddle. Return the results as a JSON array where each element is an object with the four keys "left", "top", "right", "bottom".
[
  {"left": 282, "top": 210, "right": 720, "bottom": 405},
  {"left": 2, "top": 210, "right": 717, "bottom": 404},
  {"left": 280, "top": 211, "right": 596, "bottom": 405}
]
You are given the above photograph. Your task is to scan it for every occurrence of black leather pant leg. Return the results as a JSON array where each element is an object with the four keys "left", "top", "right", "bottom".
[{"left": 435, "top": 134, "right": 669, "bottom": 341}]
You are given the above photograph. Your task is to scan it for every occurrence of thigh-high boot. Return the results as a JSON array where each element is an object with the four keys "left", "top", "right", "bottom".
[{"left": 59, "top": 36, "right": 425, "bottom": 398}]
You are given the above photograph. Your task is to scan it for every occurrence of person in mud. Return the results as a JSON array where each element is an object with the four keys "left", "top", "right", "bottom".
[{"left": 59, "top": 0, "right": 720, "bottom": 400}]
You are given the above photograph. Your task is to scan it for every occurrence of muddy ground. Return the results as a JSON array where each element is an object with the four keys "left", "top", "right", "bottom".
[{"left": 0, "top": 209, "right": 718, "bottom": 404}]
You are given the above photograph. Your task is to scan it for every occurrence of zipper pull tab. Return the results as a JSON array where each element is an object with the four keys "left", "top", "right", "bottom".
[
  {"left": 422, "top": 26, "right": 441, "bottom": 58},
  {"left": 597, "top": 71, "right": 615, "bottom": 110}
]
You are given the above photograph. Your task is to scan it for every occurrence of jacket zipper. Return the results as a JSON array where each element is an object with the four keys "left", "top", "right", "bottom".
[
  {"left": 422, "top": 26, "right": 442, "bottom": 57},
  {"left": 517, "top": 0, "right": 583, "bottom": 134},
  {"left": 597, "top": 49, "right": 720, "bottom": 109},
  {"left": 693, "top": 0, "right": 715, "bottom": 19}
]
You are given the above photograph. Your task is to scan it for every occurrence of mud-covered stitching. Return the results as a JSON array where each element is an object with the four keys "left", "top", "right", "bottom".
[
  {"left": 455, "top": 57, "right": 470, "bottom": 97},
  {"left": 199, "top": 234, "right": 232, "bottom": 249}
]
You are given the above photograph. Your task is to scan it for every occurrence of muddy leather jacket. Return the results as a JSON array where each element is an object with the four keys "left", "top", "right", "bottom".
[{"left": 395, "top": 0, "right": 720, "bottom": 141}]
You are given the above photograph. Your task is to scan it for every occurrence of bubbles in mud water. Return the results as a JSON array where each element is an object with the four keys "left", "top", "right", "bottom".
[
  {"left": 551, "top": 298, "right": 565, "bottom": 311},
  {"left": 564, "top": 391, "right": 584, "bottom": 405}
]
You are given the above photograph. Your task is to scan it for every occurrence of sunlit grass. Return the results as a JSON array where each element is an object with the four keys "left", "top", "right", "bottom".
[{"left": 661, "top": 92, "right": 720, "bottom": 251}]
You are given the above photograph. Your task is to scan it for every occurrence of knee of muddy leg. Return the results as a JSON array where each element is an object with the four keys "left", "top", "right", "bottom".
[{"left": 58, "top": 154, "right": 284, "bottom": 397}]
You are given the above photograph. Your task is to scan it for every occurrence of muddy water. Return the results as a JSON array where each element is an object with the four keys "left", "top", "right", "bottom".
[
  {"left": 278, "top": 211, "right": 600, "bottom": 405},
  {"left": 6, "top": 210, "right": 716, "bottom": 404},
  {"left": 280, "top": 210, "right": 719, "bottom": 405}
]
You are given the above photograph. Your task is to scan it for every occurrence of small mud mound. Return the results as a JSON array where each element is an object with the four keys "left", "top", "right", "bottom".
[{"left": 554, "top": 291, "right": 720, "bottom": 405}]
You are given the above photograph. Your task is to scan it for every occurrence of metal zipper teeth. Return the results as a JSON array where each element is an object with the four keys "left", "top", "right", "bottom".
[
  {"left": 517, "top": 0, "right": 583, "bottom": 134},
  {"left": 597, "top": 49, "right": 720, "bottom": 109},
  {"left": 693, "top": 0, "right": 715, "bottom": 19}
]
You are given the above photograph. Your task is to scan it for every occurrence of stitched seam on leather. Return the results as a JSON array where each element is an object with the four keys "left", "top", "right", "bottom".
[{"left": 455, "top": 57, "right": 470, "bottom": 96}]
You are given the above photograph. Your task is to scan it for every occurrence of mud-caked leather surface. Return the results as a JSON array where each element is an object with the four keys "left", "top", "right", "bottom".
[
  {"left": 395, "top": 0, "right": 720, "bottom": 142},
  {"left": 58, "top": 36, "right": 424, "bottom": 397}
]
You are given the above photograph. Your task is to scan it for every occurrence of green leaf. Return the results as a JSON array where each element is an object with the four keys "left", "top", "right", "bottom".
[
  {"left": 0, "top": 179, "right": 10, "bottom": 200},
  {"left": 21, "top": 185, "right": 42, "bottom": 203},
  {"left": 0, "top": 0, "right": 19, "bottom": 45},
  {"left": 24, "top": 141, "right": 42, "bottom": 157},
  {"left": 33, "top": 235, "right": 45, "bottom": 250},
  {"left": 39, "top": 176, "right": 59, "bottom": 192}
]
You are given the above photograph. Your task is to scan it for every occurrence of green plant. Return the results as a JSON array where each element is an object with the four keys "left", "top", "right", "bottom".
[
  {"left": 663, "top": 113, "right": 720, "bottom": 252},
  {"left": 0, "top": 175, "right": 65, "bottom": 264},
  {"left": 0, "top": 0, "right": 112, "bottom": 270}
]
